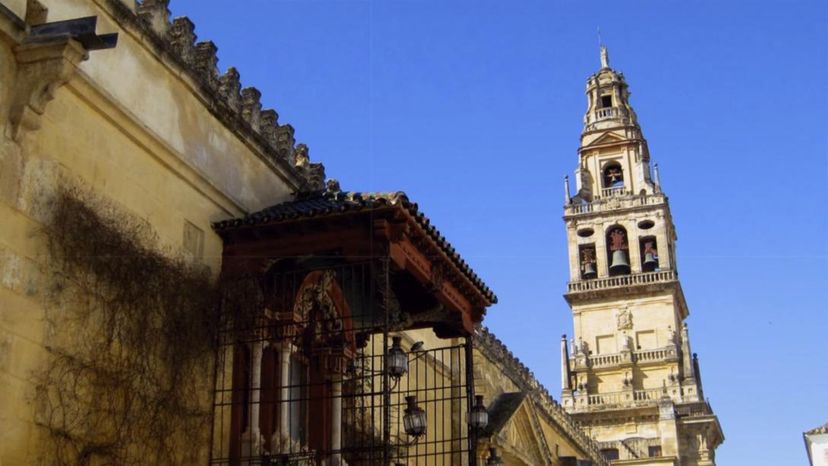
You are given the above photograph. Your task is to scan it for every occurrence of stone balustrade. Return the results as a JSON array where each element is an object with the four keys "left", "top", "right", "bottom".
[
  {"left": 564, "top": 192, "right": 666, "bottom": 217},
  {"left": 571, "top": 345, "right": 679, "bottom": 371},
  {"left": 567, "top": 270, "right": 676, "bottom": 294},
  {"left": 574, "top": 388, "right": 668, "bottom": 410}
]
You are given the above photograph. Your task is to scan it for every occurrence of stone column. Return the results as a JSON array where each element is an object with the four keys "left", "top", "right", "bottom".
[
  {"left": 250, "top": 341, "right": 265, "bottom": 446},
  {"left": 330, "top": 374, "right": 343, "bottom": 466},
  {"left": 277, "top": 341, "right": 292, "bottom": 452}
]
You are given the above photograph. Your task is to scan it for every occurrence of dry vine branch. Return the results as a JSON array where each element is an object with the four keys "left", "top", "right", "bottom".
[{"left": 35, "top": 188, "right": 221, "bottom": 466}]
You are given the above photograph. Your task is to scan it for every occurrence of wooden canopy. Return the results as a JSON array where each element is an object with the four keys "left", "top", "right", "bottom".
[{"left": 214, "top": 189, "right": 497, "bottom": 337}]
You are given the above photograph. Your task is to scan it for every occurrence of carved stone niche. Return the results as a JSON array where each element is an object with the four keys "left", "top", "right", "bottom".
[{"left": 7, "top": 37, "right": 88, "bottom": 140}]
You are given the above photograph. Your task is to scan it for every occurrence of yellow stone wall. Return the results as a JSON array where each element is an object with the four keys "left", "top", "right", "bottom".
[{"left": 0, "top": 1, "right": 300, "bottom": 463}]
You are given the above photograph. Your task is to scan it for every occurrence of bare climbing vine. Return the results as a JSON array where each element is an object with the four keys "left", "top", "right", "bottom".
[{"left": 35, "top": 187, "right": 220, "bottom": 465}]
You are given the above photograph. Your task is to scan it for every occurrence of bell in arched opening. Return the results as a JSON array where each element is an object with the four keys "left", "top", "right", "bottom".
[
  {"left": 607, "top": 227, "right": 631, "bottom": 275},
  {"left": 602, "top": 162, "right": 625, "bottom": 190},
  {"left": 641, "top": 238, "right": 659, "bottom": 272},
  {"left": 580, "top": 246, "right": 598, "bottom": 279}
]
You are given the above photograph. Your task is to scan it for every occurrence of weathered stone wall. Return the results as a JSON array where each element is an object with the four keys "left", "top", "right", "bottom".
[{"left": 0, "top": 0, "right": 316, "bottom": 462}]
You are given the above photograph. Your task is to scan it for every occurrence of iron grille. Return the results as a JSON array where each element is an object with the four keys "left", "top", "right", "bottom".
[{"left": 209, "top": 260, "right": 476, "bottom": 465}]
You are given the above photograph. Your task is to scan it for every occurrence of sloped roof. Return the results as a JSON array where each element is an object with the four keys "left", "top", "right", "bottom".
[
  {"left": 483, "top": 392, "right": 528, "bottom": 437},
  {"left": 805, "top": 422, "right": 828, "bottom": 435},
  {"left": 214, "top": 190, "right": 497, "bottom": 304}
]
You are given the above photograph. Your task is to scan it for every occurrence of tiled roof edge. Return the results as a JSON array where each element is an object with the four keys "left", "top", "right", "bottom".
[{"left": 213, "top": 189, "right": 496, "bottom": 303}]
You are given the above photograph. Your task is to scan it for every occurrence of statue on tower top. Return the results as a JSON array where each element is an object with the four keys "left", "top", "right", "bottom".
[{"left": 600, "top": 45, "right": 610, "bottom": 69}]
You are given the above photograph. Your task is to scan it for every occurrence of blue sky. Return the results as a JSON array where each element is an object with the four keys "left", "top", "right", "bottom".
[{"left": 171, "top": 1, "right": 827, "bottom": 464}]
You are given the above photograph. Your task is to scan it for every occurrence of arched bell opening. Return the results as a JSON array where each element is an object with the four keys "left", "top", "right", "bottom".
[
  {"left": 579, "top": 244, "right": 597, "bottom": 280},
  {"left": 606, "top": 226, "right": 631, "bottom": 276},
  {"left": 639, "top": 236, "right": 660, "bottom": 272},
  {"left": 602, "top": 162, "right": 624, "bottom": 190}
]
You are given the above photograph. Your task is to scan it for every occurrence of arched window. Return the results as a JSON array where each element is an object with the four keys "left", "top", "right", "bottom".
[
  {"left": 639, "top": 236, "right": 660, "bottom": 272},
  {"left": 607, "top": 226, "right": 631, "bottom": 276},
  {"left": 602, "top": 162, "right": 624, "bottom": 189}
]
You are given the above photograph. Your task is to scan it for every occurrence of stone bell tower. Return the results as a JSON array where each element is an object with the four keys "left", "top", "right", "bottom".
[{"left": 559, "top": 47, "right": 723, "bottom": 465}]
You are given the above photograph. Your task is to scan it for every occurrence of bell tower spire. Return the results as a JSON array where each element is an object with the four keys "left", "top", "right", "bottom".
[{"left": 560, "top": 48, "right": 723, "bottom": 464}]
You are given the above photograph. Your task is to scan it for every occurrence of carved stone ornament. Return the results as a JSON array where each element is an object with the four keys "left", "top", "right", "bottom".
[
  {"left": 8, "top": 38, "right": 88, "bottom": 140},
  {"left": 292, "top": 270, "right": 340, "bottom": 343},
  {"left": 616, "top": 306, "right": 633, "bottom": 331}
]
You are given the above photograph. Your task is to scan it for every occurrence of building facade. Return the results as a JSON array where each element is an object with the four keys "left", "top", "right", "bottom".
[
  {"left": 559, "top": 47, "right": 724, "bottom": 465},
  {"left": 805, "top": 423, "right": 828, "bottom": 466},
  {"left": 0, "top": 1, "right": 606, "bottom": 465}
]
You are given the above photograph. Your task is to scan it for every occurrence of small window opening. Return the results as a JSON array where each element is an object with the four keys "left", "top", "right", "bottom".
[
  {"left": 607, "top": 227, "right": 631, "bottom": 276},
  {"left": 640, "top": 236, "right": 659, "bottom": 272},
  {"left": 648, "top": 446, "right": 663, "bottom": 457},
  {"left": 601, "top": 448, "right": 620, "bottom": 460},
  {"left": 602, "top": 163, "right": 624, "bottom": 189},
  {"left": 579, "top": 244, "right": 597, "bottom": 279},
  {"left": 601, "top": 95, "right": 613, "bottom": 108}
]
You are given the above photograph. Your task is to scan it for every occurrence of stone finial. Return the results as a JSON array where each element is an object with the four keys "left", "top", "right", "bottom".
[
  {"left": 167, "top": 17, "right": 196, "bottom": 63},
  {"left": 275, "top": 124, "right": 295, "bottom": 159},
  {"left": 307, "top": 163, "right": 326, "bottom": 190},
  {"left": 293, "top": 143, "right": 309, "bottom": 168},
  {"left": 241, "top": 87, "right": 262, "bottom": 131},
  {"left": 326, "top": 178, "right": 341, "bottom": 193},
  {"left": 259, "top": 109, "right": 279, "bottom": 146},
  {"left": 193, "top": 41, "right": 219, "bottom": 88},
  {"left": 218, "top": 67, "right": 241, "bottom": 111},
  {"left": 137, "top": 0, "right": 170, "bottom": 36}
]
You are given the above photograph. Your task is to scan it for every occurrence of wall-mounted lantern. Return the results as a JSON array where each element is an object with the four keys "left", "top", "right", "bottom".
[
  {"left": 469, "top": 395, "right": 489, "bottom": 431},
  {"left": 387, "top": 336, "right": 408, "bottom": 379},
  {"left": 403, "top": 395, "right": 427, "bottom": 437}
]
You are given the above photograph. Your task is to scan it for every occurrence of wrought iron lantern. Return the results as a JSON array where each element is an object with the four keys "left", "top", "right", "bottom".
[
  {"left": 469, "top": 395, "right": 489, "bottom": 431},
  {"left": 486, "top": 447, "right": 504, "bottom": 466},
  {"left": 403, "top": 395, "right": 427, "bottom": 437},
  {"left": 387, "top": 336, "right": 409, "bottom": 379}
]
